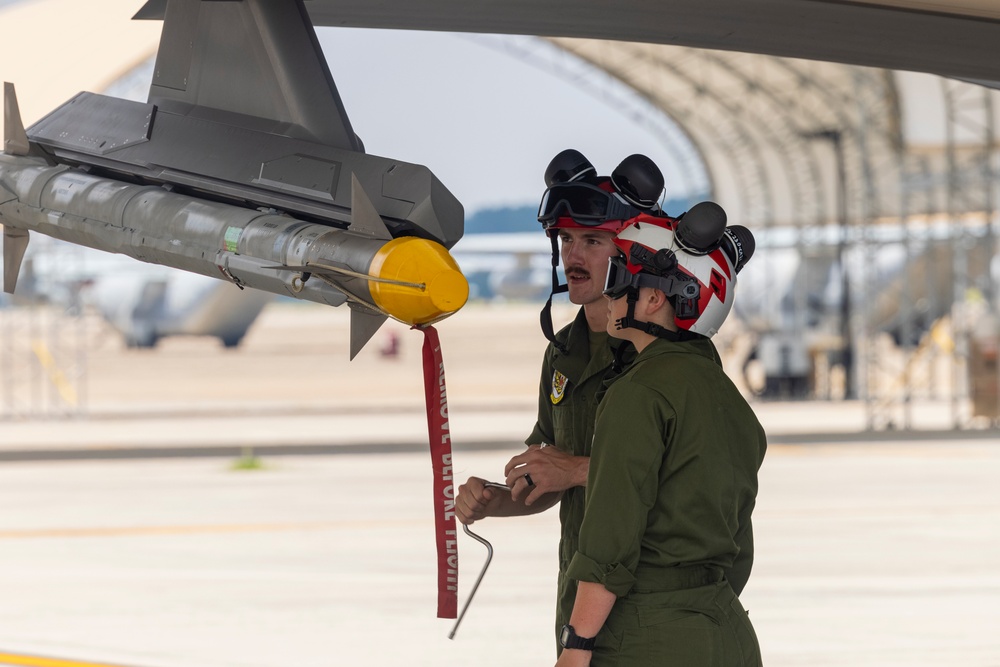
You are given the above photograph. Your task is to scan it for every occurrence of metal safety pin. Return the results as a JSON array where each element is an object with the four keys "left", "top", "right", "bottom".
[{"left": 448, "top": 481, "right": 510, "bottom": 639}]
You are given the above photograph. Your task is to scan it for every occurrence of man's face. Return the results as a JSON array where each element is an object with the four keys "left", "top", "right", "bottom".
[{"left": 557, "top": 227, "right": 618, "bottom": 306}]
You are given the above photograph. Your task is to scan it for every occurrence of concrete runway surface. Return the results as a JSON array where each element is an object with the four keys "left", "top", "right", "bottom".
[
  {"left": 0, "top": 442, "right": 998, "bottom": 667},
  {"left": 1, "top": 303, "right": 999, "bottom": 665}
]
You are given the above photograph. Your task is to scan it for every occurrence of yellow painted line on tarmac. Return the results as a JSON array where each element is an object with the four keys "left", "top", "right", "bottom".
[
  {"left": 30, "top": 340, "right": 79, "bottom": 407},
  {"left": 0, "top": 519, "right": 416, "bottom": 540},
  {"left": 0, "top": 651, "right": 130, "bottom": 667}
]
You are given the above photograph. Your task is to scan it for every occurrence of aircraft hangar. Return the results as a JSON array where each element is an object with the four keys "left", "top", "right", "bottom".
[
  {"left": 2, "top": 0, "right": 999, "bottom": 429},
  {"left": 530, "top": 36, "right": 1000, "bottom": 427}
]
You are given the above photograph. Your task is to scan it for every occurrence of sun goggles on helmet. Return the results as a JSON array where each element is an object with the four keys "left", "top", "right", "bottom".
[
  {"left": 603, "top": 254, "right": 700, "bottom": 303},
  {"left": 537, "top": 182, "right": 643, "bottom": 226}
]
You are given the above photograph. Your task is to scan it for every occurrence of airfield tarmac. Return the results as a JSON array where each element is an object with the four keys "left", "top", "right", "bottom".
[{"left": 0, "top": 303, "right": 998, "bottom": 666}]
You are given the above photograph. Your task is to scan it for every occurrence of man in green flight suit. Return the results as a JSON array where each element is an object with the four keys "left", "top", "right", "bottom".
[
  {"left": 455, "top": 150, "right": 667, "bottom": 651},
  {"left": 555, "top": 204, "right": 765, "bottom": 666}
]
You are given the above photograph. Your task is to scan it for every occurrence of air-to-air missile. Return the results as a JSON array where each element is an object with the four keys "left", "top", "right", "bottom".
[{"left": 0, "top": 0, "right": 469, "bottom": 358}]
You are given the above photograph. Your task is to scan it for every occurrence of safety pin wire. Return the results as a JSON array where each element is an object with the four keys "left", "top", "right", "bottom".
[{"left": 448, "top": 481, "right": 509, "bottom": 639}]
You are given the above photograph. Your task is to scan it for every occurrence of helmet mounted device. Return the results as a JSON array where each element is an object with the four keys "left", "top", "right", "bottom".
[
  {"left": 611, "top": 154, "right": 665, "bottom": 208},
  {"left": 544, "top": 148, "right": 596, "bottom": 187}
]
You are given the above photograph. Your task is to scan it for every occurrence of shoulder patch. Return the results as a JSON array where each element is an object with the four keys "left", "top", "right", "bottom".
[{"left": 550, "top": 370, "right": 569, "bottom": 404}]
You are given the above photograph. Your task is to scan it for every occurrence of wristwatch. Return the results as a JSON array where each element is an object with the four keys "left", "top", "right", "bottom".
[{"left": 559, "top": 624, "right": 597, "bottom": 651}]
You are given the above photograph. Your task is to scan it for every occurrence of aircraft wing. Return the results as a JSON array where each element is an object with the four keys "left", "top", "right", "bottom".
[{"left": 296, "top": 0, "right": 1000, "bottom": 87}]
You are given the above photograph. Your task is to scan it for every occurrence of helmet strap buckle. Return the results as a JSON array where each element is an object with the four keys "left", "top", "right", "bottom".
[{"left": 541, "top": 232, "right": 569, "bottom": 354}]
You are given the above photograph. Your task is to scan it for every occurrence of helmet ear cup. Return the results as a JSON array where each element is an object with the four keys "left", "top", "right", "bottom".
[
  {"left": 675, "top": 201, "right": 727, "bottom": 253},
  {"left": 545, "top": 149, "right": 597, "bottom": 186},
  {"left": 721, "top": 225, "right": 756, "bottom": 273},
  {"left": 611, "top": 154, "right": 664, "bottom": 209}
]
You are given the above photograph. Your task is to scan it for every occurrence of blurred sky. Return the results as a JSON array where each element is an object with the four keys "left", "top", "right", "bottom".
[{"left": 315, "top": 28, "right": 697, "bottom": 215}]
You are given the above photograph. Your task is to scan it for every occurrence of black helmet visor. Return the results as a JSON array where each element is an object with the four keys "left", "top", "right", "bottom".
[{"left": 538, "top": 182, "right": 640, "bottom": 226}]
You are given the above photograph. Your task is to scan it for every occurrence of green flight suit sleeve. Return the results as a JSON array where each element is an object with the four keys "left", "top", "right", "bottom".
[
  {"left": 565, "top": 377, "right": 673, "bottom": 598},
  {"left": 525, "top": 344, "right": 555, "bottom": 446}
]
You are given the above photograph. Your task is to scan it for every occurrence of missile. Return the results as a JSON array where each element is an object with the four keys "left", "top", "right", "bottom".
[{"left": 1, "top": 78, "right": 468, "bottom": 358}]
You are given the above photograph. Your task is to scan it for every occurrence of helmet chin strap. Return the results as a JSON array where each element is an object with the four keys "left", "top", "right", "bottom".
[
  {"left": 613, "top": 287, "right": 701, "bottom": 343},
  {"left": 541, "top": 232, "right": 570, "bottom": 354}
]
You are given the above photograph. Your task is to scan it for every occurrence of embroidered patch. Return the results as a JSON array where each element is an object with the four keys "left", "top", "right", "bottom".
[{"left": 550, "top": 370, "right": 569, "bottom": 404}]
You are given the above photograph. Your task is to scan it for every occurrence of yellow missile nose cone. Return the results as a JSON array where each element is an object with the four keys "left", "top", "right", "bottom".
[{"left": 368, "top": 236, "right": 469, "bottom": 325}]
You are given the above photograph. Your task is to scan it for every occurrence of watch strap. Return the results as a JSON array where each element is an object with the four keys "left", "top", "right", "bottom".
[{"left": 560, "top": 624, "right": 597, "bottom": 650}]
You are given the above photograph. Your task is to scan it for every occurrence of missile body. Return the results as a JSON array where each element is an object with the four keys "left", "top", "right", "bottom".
[{"left": 0, "top": 153, "right": 468, "bottom": 355}]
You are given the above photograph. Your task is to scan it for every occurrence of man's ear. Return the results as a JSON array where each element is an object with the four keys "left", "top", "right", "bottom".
[
  {"left": 644, "top": 287, "right": 676, "bottom": 323},
  {"left": 646, "top": 287, "right": 668, "bottom": 313}
]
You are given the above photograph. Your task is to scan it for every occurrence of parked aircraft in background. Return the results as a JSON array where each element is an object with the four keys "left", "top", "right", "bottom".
[
  {"left": 87, "top": 269, "right": 271, "bottom": 349},
  {"left": 453, "top": 215, "right": 998, "bottom": 399},
  {"left": 9, "top": 237, "right": 272, "bottom": 348},
  {"left": 452, "top": 232, "right": 551, "bottom": 301}
]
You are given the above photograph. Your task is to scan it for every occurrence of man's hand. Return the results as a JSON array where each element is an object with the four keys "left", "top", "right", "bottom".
[
  {"left": 455, "top": 476, "right": 504, "bottom": 525},
  {"left": 504, "top": 445, "right": 589, "bottom": 505}
]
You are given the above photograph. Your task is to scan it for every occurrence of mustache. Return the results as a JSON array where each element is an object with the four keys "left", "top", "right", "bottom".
[{"left": 564, "top": 265, "right": 591, "bottom": 278}]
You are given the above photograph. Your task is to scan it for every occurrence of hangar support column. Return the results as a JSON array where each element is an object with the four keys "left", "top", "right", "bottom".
[{"left": 942, "top": 79, "right": 997, "bottom": 426}]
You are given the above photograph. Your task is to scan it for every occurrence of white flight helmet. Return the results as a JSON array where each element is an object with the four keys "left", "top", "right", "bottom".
[{"left": 604, "top": 202, "right": 755, "bottom": 339}]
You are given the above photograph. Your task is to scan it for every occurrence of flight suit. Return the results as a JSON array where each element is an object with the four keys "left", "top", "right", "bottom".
[
  {"left": 566, "top": 336, "right": 767, "bottom": 666},
  {"left": 525, "top": 307, "right": 630, "bottom": 650}
]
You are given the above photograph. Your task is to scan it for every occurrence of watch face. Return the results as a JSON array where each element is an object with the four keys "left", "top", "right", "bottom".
[{"left": 560, "top": 625, "right": 571, "bottom": 646}]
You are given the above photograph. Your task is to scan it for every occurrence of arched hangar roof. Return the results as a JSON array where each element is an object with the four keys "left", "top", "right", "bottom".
[
  {"left": 545, "top": 39, "right": 903, "bottom": 230},
  {"left": 545, "top": 38, "right": 1000, "bottom": 231}
]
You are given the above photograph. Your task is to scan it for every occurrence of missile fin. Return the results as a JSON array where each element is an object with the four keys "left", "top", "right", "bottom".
[
  {"left": 3, "top": 225, "right": 29, "bottom": 294},
  {"left": 3, "top": 82, "right": 30, "bottom": 156},
  {"left": 132, "top": 0, "right": 166, "bottom": 20},
  {"left": 349, "top": 305, "right": 388, "bottom": 360},
  {"left": 350, "top": 174, "right": 391, "bottom": 241}
]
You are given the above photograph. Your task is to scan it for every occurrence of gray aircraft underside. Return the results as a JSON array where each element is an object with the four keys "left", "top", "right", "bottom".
[
  {"left": 137, "top": 0, "right": 1000, "bottom": 87},
  {"left": 289, "top": 0, "right": 1000, "bottom": 88}
]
